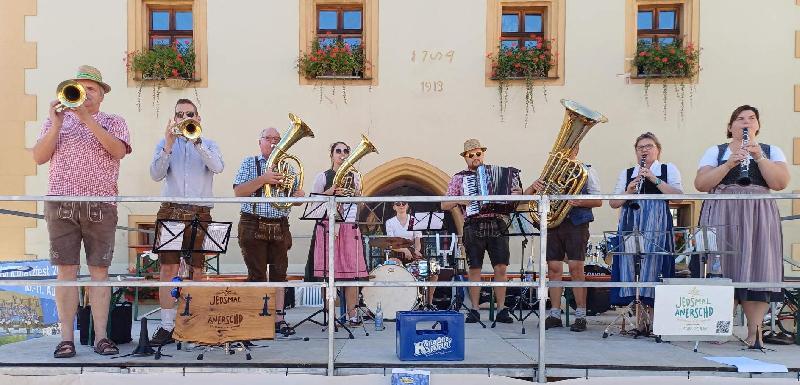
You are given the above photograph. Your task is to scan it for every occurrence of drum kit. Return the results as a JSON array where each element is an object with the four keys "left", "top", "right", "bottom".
[{"left": 362, "top": 237, "right": 444, "bottom": 319}]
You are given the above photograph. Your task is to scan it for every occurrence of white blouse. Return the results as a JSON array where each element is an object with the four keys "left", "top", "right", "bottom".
[
  {"left": 613, "top": 160, "right": 683, "bottom": 194},
  {"left": 697, "top": 144, "right": 786, "bottom": 170},
  {"left": 311, "top": 170, "right": 362, "bottom": 194},
  {"left": 385, "top": 216, "right": 422, "bottom": 241}
]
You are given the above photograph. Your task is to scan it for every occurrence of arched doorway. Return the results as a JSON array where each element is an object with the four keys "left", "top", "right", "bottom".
[{"left": 360, "top": 157, "right": 463, "bottom": 236}]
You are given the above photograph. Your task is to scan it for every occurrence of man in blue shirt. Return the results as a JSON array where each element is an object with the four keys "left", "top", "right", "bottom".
[
  {"left": 149, "top": 99, "right": 224, "bottom": 345},
  {"left": 233, "top": 127, "right": 305, "bottom": 336}
]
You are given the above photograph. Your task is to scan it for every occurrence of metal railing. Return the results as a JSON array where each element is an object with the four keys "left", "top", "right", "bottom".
[{"left": 1, "top": 193, "right": 800, "bottom": 382}]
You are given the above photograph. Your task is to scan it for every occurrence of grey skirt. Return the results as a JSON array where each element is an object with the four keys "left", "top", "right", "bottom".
[{"left": 699, "top": 184, "right": 783, "bottom": 302}]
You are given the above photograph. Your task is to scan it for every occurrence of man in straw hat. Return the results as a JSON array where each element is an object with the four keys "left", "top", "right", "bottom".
[
  {"left": 442, "top": 139, "right": 521, "bottom": 324},
  {"left": 32, "top": 65, "right": 131, "bottom": 358}
]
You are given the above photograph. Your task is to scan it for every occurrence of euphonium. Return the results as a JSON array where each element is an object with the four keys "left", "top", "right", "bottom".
[
  {"left": 332, "top": 134, "right": 378, "bottom": 196},
  {"left": 264, "top": 113, "right": 315, "bottom": 209},
  {"left": 55, "top": 80, "right": 86, "bottom": 112},
  {"left": 173, "top": 118, "right": 202, "bottom": 140},
  {"left": 530, "top": 99, "right": 608, "bottom": 228}
]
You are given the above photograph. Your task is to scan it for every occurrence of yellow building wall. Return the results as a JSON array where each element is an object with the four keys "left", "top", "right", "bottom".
[{"left": 2, "top": 0, "right": 798, "bottom": 275}]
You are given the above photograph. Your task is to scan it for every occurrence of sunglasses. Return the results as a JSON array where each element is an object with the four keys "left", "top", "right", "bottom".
[
  {"left": 393, "top": 202, "right": 407, "bottom": 206},
  {"left": 175, "top": 111, "right": 196, "bottom": 118},
  {"left": 466, "top": 151, "right": 482, "bottom": 159},
  {"left": 334, "top": 148, "right": 351, "bottom": 154}
]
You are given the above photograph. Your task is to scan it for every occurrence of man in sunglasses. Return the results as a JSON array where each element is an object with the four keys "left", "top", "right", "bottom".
[
  {"left": 148, "top": 98, "right": 224, "bottom": 346},
  {"left": 442, "top": 139, "right": 520, "bottom": 324}
]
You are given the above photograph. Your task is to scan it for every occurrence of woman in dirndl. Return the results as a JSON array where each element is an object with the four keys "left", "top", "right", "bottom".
[
  {"left": 609, "top": 132, "right": 683, "bottom": 323},
  {"left": 304, "top": 141, "right": 368, "bottom": 325},
  {"left": 694, "top": 105, "right": 790, "bottom": 348}
]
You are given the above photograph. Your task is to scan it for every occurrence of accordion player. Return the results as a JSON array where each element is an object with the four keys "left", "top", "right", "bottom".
[{"left": 459, "top": 165, "right": 522, "bottom": 217}]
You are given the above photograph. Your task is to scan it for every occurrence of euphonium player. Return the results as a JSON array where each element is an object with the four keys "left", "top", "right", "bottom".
[
  {"left": 148, "top": 99, "right": 224, "bottom": 346},
  {"left": 233, "top": 127, "right": 305, "bottom": 336},
  {"left": 304, "top": 141, "right": 369, "bottom": 326}
]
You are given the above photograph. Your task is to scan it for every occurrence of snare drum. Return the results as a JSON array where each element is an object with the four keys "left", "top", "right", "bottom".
[
  {"left": 361, "top": 264, "right": 418, "bottom": 320},
  {"left": 406, "top": 259, "right": 441, "bottom": 280}
]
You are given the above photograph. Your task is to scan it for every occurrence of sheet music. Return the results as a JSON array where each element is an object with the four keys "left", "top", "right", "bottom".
[
  {"left": 623, "top": 233, "right": 646, "bottom": 254},
  {"left": 339, "top": 203, "right": 357, "bottom": 223},
  {"left": 305, "top": 201, "right": 328, "bottom": 220},
  {"left": 157, "top": 222, "right": 186, "bottom": 251},
  {"left": 412, "top": 212, "right": 443, "bottom": 231},
  {"left": 201, "top": 223, "right": 229, "bottom": 252}
]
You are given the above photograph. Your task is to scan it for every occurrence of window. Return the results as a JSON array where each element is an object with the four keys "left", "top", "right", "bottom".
[
  {"left": 128, "top": 0, "right": 208, "bottom": 87},
  {"left": 299, "top": 0, "right": 379, "bottom": 86},
  {"left": 625, "top": 0, "right": 699, "bottom": 83},
  {"left": 316, "top": 6, "right": 363, "bottom": 48},
  {"left": 636, "top": 5, "right": 680, "bottom": 46},
  {"left": 486, "top": 1, "right": 565, "bottom": 86},
  {"left": 148, "top": 8, "right": 194, "bottom": 49},
  {"left": 500, "top": 8, "right": 544, "bottom": 50}
]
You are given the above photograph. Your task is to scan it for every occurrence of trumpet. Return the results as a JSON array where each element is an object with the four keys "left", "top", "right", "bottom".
[
  {"left": 55, "top": 80, "right": 86, "bottom": 112},
  {"left": 627, "top": 154, "right": 647, "bottom": 211},
  {"left": 736, "top": 127, "right": 752, "bottom": 186},
  {"left": 172, "top": 118, "right": 202, "bottom": 140}
]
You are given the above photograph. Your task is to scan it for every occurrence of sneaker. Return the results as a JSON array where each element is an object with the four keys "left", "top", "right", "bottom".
[
  {"left": 275, "top": 320, "right": 296, "bottom": 336},
  {"left": 150, "top": 327, "right": 174, "bottom": 346},
  {"left": 465, "top": 309, "right": 481, "bottom": 323},
  {"left": 495, "top": 308, "right": 514, "bottom": 324},
  {"left": 544, "top": 316, "right": 563, "bottom": 330},
  {"left": 570, "top": 317, "right": 587, "bottom": 332}
]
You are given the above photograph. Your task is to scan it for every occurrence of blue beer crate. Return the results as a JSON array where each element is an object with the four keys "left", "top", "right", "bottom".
[{"left": 395, "top": 311, "right": 464, "bottom": 361}]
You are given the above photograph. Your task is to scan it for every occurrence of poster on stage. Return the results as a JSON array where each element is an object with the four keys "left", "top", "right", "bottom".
[
  {"left": 0, "top": 260, "right": 61, "bottom": 345},
  {"left": 653, "top": 284, "right": 734, "bottom": 338}
]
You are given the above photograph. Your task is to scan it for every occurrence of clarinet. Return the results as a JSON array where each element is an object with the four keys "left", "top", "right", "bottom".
[
  {"left": 736, "top": 127, "right": 752, "bottom": 186},
  {"left": 628, "top": 154, "right": 647, "bottom": 210}
]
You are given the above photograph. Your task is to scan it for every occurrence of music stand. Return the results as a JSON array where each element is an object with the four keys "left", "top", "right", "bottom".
[
  {"left": 152, "top": 216, "right": 235, "bottom": 353},
  {"left": 408, "top": 212, "right": 444, "bottom": 312},
  {"left": 440, "top": 234, "right": 487, "bottom": 329},
  {"left": 601, "top": 226, "right": 672, "bottom": 342},
  {"left": 293, "top": 193, "right": 357, "bottom": 339},
  {"left": 494, "top": 210, "right": 540, "bottom": 332}
]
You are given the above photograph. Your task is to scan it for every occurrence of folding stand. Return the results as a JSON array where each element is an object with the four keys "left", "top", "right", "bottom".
[
  {"left": 409, "top": 211, "right": 444, "bottom": 312},
  {"left": 602, "top": 225, "right": 672, "bottom": 342},
  {"left": 290, "top": 194, "right": 357, "bottom": 338},
  {"left": 494, "top": 210, "right": 540, "bottom": 332},
  {"left": 441, "top": 241, "right": 487, "bottom": 329},
  {"left": 152, "top": 216, "right": 233, "bottom": 355}
]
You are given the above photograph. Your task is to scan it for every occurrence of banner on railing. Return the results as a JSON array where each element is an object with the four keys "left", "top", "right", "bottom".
[
  {"left": 0, "top": 260, "right": 60, "bottom": 344},
  {"left": 653, "top": 284, "right": 734, "bottom": 339}
]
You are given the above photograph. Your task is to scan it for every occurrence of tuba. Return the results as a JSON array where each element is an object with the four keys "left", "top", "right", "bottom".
[
  {"left": 55, "top": 80, "right": 86, "bottom": 112},
  {"left": 173, "top": 118, "right": 202, "bottom": 140},
  {"left": 264, "top": 113, "right": 315, "bottom": 209},
  {"left": 331, "top": 134, "right": 378, "bottom": 196},
  {"left": 530, "top": 99, "right": 608, "bottom": 228}
]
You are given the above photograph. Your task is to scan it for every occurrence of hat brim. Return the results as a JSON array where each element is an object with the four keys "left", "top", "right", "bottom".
[
  {"left": 73, "top": 78, "right": 111, "bottom": 94},
  {"left": 460, "top": 147, "right": 487, "bottom": 156}
]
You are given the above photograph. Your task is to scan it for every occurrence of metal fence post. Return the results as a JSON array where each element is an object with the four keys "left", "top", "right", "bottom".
[
  {"left": 537, "top": 197, "right": 549, "bottom": 383},
  {"left": 327, "top": 196, "right": 336, "bottom": 376}
]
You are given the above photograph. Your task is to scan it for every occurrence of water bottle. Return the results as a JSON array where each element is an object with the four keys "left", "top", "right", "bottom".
[
  {"left": 375, "top": 302, "right": 384, "bottom": 331},
  {"left": 708, "top": 255, "right": 722, "bottom": 278}
]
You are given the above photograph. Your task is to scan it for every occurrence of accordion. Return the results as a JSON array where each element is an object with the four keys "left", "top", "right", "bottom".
[{"left": 460, "top": 165, "right": 521, "bottom": 217}]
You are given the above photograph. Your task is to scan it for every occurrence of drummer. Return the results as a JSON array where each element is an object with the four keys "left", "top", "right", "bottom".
[{"left": 385, "top": 201, "right": 439, "bottom": 308}]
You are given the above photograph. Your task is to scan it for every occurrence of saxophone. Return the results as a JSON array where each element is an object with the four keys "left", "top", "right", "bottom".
[{"left": 530, "top": 99, "right": 608, "bottom": 228}]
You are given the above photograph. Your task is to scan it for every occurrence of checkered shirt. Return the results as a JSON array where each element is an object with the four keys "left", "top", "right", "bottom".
[
  {"left": 233, "top": 155, "right": 297, "bottom": 218},
  {"left": 38, "top": 111, "right": 131, "bottom": 198}
]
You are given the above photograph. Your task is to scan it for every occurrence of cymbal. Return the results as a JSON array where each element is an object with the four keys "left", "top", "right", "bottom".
[{"left": 370, "top": 237, "right": 413, "bottom": 249}]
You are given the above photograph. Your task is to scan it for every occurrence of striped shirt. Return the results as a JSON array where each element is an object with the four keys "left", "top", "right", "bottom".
[{"left": 233, "top": 155, "right": 298, "bottom": 218}]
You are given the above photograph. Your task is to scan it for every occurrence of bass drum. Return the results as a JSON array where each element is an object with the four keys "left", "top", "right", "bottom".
[
  {"left": 567, "top": 264, "right": 612, "bottom": 316},
  {"left": 362, "top": 264, "right": 418, "bottom": 320}
]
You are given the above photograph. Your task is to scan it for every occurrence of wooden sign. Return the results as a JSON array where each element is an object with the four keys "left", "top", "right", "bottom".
[{"left": 173, "top": 287, "right": 276, "bottom": 344}]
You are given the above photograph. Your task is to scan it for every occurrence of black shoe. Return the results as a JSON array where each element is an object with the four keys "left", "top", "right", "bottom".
[
  {"left": 276, "top": 320, "right": 296, "bottom": 336},
  {"left": 465, "top": 309, "right": 481, "bottom": 323},
  {"left": 495, "top": 308, "right": 514, "bottom": 324},
  {"left": 570, "top": 318, "right": 587, "bottom": 332},
  {"left": 544, "top": 316, "right": 563, "bottom": 330},
  {"left": 150, "top": 327, "right": 174, "bottom": 346}
]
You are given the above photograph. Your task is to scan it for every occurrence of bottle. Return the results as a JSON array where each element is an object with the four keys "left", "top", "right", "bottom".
[
  {"left": 375, "top": 302, "right": 384, "bottom": 331},
  {"left": 708, "top": 255, "right": 722, "bottom": 278}
]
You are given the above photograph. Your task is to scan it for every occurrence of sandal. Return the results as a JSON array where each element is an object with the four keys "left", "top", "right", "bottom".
[
  {"left": 93, "top": 338, "right": 119, "bottom": 356},
  {"left": 53, "top": 341, "right": 76, "bottom": 358}
]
